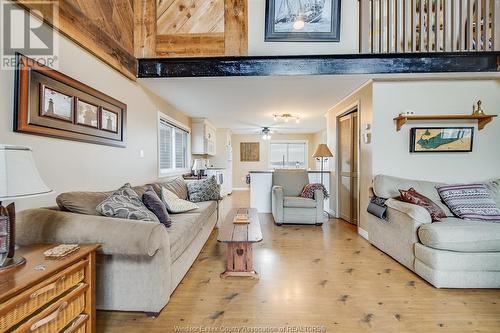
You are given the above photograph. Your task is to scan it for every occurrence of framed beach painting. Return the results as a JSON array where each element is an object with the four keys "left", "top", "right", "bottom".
[
  {"left": 410, "top": 127, "right": 474, "bottom": 153},
  {"left": 265, "top": 0, "right": 341, "bottom": 42}
]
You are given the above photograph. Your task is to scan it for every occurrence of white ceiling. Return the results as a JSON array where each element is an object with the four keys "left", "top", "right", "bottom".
[{"left": 140, "top": 75, "right": 369, "bottom": 134}]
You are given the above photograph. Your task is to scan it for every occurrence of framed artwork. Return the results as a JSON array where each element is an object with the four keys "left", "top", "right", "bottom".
[
  {"left": 265, "top": 0, "right": 341, "bottom": 42},
  {"left": 101, "top": 109, "right": 118, "bottom": 133},
  {"left": 40, "top": 86, "right": 73, "bottom": 122},
  {"left": 410, "top": 127, "right": 474, "bottom": 153},
  {"left": 14, "top": 54, "right": 127, "bottom": 147},
  {"left": 76, "top": 98, "right": 99, "bottom": 128},
  {"left": 240, "top": 142, "right": 260, "bottom": 162}
]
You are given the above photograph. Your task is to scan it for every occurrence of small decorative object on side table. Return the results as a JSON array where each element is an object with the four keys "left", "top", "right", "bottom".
[
  {"left": 0, "top": 146, "right": 52, "bottom": 271},
  {"left": 0, "top": 244, "right": 100, "bottom": 332},
  {"left": 218, "top": 208, "right": 262, "bottom": 279}
]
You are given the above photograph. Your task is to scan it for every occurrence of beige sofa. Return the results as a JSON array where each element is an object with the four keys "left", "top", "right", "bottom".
[
  {"left": 16, "top": 178, "right": 218, "bottom": 315},
  {"left": 368, "top": 175, "right": 500, "bottom": 288}
]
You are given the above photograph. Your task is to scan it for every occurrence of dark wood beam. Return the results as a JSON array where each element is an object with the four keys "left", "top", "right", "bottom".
[{"left": 138, "top": 52, "right": 500, "bottom": 78}]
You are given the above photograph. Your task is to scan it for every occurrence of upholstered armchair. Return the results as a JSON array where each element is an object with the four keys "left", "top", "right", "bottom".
[{"left": 271, "top": 169, "right": 324, "bottom": 226}]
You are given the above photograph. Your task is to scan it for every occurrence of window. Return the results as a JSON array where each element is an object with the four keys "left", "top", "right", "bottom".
[
  {"left": 269, "top": 141, "right": 307, "bottom": 169},
  {"left": 159, "top": 115, "right": 189, "bottom": 174}
]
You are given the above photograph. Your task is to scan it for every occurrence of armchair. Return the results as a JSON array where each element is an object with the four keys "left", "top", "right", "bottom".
[{"left": 271, "top": 169, "right": 324, "bottom": 226}]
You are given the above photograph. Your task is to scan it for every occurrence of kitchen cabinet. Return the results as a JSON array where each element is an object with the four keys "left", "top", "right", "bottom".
[{"left": 192, "top": 118, "right": 216, "bottom": 156}]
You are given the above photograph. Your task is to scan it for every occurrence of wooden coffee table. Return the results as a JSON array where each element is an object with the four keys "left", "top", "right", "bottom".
[{"left": 217, "top": 208, "right": 262, "bottom": 278}]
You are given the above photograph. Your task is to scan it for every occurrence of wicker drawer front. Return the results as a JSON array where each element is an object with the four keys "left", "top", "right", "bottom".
[
  {"left": 60, "top": 314, "right": 88, "bottom": 333},
  {"left": 0, "top": 260, "right": 87, "bottom": 332},
  {"left": 12, "top": 283, "right": 87, "bottom": 333}
]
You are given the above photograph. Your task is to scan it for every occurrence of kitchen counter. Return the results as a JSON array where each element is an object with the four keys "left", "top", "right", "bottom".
[{"left": 249, "top": 170, "right": 330, "bottom": 173}]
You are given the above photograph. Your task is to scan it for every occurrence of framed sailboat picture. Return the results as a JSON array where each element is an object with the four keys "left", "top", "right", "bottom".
[
  {"left": 410, "top": 127, "right": 474, "bottom": 153},
  {"left": 265, "top": 0, "right": 341, "bottom": 42}
]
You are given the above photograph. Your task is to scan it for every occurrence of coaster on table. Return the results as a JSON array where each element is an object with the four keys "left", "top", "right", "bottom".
[
  {"left": 233, "top": 213, "right": 250, "bottom": 224},
  {"left": 44, "top": 244, "right": 80, "bottom": 259}
]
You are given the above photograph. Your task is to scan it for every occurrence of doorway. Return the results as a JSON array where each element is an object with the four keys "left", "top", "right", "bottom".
[{"left": 337, "top": 109, "right": 359, "bottom": 225}]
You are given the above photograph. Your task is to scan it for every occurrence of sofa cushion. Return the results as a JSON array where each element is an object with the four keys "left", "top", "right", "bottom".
[
  {"left": 167, "top": 213, "right": 206, "bottom": 262},
  {"left": 182, "top": 201, "right": 218, "bottom": 220},
  {"left": 161, "top": 187, "right": 198, "bottom": 213},
  {"left": 373, "top": 174, "right": 452, "bottom": 216},
  {"left": 485, "top": 179, "right": 500, "bottom": 207},
  {"left": 142, "top": 187, "right": 172, "bottom": 227},
  {"left": 284, "top": 196, "right": 317, "bottom": 208},
  {"left": 273, "top": 169, "right": 310, "bottom": 197},
  {"left": 187, "top": 176, "right": 221, "bottom": 203},
  {"left": 437, "top": 183, "right": 500, "bottom": 222},
  {"left": 56, "top": 185, "right": 149, "bottom": 216},
  {"left": 399, "top": 187, "right": 447, "bottom": 222},
  {"left": 418, "top": 217, "right": 500, "bottom": 252},
  {"left": 96, "top": 183, "right": 159, "bottom": 222},
  {"left": 153, "top": 177, "right": 189, "bottom": 200}
]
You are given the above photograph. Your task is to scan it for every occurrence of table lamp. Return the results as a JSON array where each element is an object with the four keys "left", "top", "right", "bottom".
[
  {"left": 312, "top": 144, "right": 333, "bottom": 185},
  {"left": 192, "top": 159, "right": 206, "bottom": 180},
  {"left": 0, "top": 146, "right": 52, "bottom": 271}
]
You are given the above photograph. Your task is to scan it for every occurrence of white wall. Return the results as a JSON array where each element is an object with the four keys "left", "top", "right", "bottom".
[
  {"left": 231, "top": 133, "right": 316, "bottom": 188},
  {"left": 372, "top": 80, "right": 500, "bottom": 183},
  {"left": 0, "top": 17, "right": 190, "bottom": 211},
  {"left": 248, "top": 0, "right": 358, "bottom": 56}
]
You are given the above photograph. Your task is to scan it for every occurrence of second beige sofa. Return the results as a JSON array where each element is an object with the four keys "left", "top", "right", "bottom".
[{"left": 16, "top": 177, "right": 218, "bottom": 315}]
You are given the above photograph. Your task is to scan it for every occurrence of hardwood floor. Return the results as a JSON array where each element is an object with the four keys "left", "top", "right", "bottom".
[{"left": 97, "top": 191, "right": 500, "bottom": 333}]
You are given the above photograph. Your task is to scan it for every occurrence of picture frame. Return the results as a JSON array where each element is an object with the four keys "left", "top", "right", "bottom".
[
  {"left": 240, "top": 142, "right": 260, "bottom": 162},
  {"left": 76, "top": 98, "right": 99, "bottom": 129},
  {"left": 14, "top": 53, "right": 127, "bottom": 147},
  {"left": 265, "top": 0, "right": 341, "bottom": 42},
  {"left": 40, "top": 85, "right": 74, "bottom": 123},
  {"left": 101, "top": 109, "right": 119, "bottom": 133},
  {"left": 410, "top": 127, "right": 474, "bottom": 153}
]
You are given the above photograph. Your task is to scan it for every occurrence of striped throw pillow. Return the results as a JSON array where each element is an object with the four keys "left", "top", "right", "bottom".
[{"left": 436, "top": 184, "right": 500, "bottom": 222}]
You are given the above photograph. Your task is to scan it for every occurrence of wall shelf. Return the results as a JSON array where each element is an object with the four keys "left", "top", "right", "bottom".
[{"left": 394, "top": 114, "right": 497, "bottom": 131}]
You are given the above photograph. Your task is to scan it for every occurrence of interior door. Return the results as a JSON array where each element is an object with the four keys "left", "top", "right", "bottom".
[{"left": 338, "top": 111, "right": 358, "bottom": 225}]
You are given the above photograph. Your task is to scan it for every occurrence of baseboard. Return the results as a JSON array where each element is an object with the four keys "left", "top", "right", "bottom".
[
  {"left": 232, "top": 187, "right": 249, "bottom": 191},
  {"left": 358, "top": 227, "right": 369, "bottom": 241}
]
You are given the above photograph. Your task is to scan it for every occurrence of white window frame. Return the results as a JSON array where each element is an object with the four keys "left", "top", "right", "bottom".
[
  {"left": 268, "top": 140, "right": 308, "bottom": 169},
  {"left": 158, "top": 112, "right": 191, "bottom": 177}
]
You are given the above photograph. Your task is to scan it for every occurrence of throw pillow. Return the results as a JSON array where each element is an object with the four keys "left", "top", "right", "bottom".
[
  {"left": 96, "top": 183, "right": 159, "bottom": 222},
  {"left": 187, "top": 176, "right": 221, "bottom": 203},
  {"left": 300, "top": 183, "right": 329, "bottom": 199},
  {"left": 142, "top": 187, "right": 172, "bottom": 227},
  {"left": 161, "top": 187, "right": 198, "bottom": 213},
  {"left": 398, "top": 188, "right": 447, "bottom": 222},
  {"left": 436, "top": 184, "right": 500, "bottom": 222}
]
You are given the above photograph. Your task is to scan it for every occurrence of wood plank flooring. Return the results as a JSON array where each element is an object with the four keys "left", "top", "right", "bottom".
[{"left": 97, "top": 191, "right": 500, "bottom": 333}]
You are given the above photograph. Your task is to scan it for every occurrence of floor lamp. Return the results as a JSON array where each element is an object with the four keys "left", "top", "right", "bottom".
[{"left": 312, "top": 144, "right": 333, "bottom": 217}]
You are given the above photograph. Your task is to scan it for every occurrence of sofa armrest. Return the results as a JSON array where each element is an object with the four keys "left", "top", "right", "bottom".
[
  {"left": 385, "top": 198, "right": 432, "bottom": 226},
  {"left": 17, "top": 208, "right": 169, "bottom": 257},
  {"left": 272, "top": 185, "right": 284, "bottom": 223}
]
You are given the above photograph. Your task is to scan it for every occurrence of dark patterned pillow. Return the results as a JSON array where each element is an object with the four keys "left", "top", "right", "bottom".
[
  {"left": 436, "top": 184, "right": 500, "bottom": 222},
  {"left": 187, "top": 176, "right": 221, "bottom": 203},
  {"left": 300, "top": 183, "right": 329, "bottom": 199},
  {"left": 399, "top": 188, "right": 447, "bottom": 222},
  {"left": 96, "top": 183, "right": 159, "bottom": 222},
  {"left": 142, "top": 187, "right": 172, "bottom": 227}
]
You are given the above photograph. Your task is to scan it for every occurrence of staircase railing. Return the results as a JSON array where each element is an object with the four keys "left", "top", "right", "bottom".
[{"left": 359, "top": 0, "right": 500, "bottom": 53}]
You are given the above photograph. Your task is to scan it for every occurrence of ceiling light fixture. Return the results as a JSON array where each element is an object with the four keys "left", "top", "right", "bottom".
[
  {"left": 261, "top": 127, "right": 272, "bottom": 140},
  {"left": 273, "top": 113, "right": 300, "bottom": 124}
]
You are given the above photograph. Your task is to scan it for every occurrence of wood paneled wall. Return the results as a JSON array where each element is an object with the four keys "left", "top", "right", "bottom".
[
  {"left": 16, "top": 0, "right": 248, "bottom": 79},
  {"left": 16, "top": 0, "right": 137, "bottom": 80},
  {"left": 136, "top": 0, "right": 248, "bottom": 58}
]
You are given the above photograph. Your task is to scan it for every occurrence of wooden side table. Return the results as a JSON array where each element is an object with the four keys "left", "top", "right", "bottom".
[
  {"left": 217, "top": 208, "right": 262, "bottom": 278},
  {"left": 0, "top": 244, "right": 100, "bottom": 332}
]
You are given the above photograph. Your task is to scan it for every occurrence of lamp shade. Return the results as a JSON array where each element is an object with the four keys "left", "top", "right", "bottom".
[
  {"left": 0, "top": 146, "right": 52, "bottom": 201},
  {"left": 312, "top": 144, "right": 333, "bottom": 158},
  {"left": 192, "top": 159, "right": 206, "bottom": 171}
]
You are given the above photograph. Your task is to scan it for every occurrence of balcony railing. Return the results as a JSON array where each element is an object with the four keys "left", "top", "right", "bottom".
[{"left": 359, "top": 0, "right": 500, "bottom": 53}]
